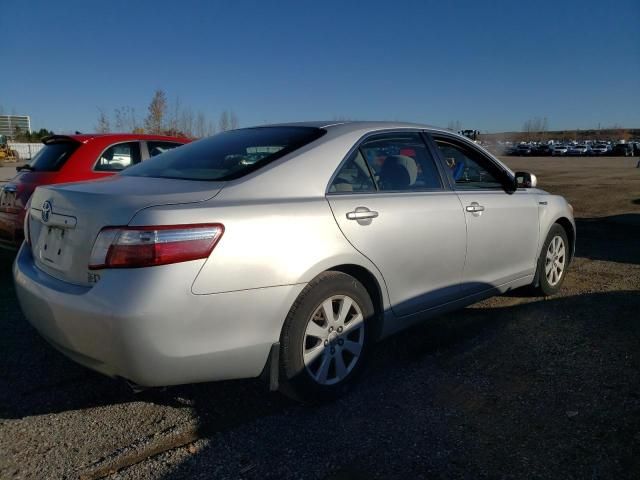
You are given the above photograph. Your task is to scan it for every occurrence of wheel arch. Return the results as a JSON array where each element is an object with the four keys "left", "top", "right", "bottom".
[
  {"left": 324, "top": 264, "right": 386, "bottom": 342},
  {"left": 554, "top": 216, "right": 575, "bottom": 262},
  {"left": 533, "top": 216, "right": 575, "bottom": 288}
]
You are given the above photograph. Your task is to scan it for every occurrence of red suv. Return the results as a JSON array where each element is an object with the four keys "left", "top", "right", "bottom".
[{"left": 0, "top": 133, "right": 190, "bottom": 249}]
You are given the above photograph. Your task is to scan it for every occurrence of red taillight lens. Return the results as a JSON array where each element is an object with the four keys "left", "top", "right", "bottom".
[{"left": 89, "top": 224, "right": 224, "bottom": 269}]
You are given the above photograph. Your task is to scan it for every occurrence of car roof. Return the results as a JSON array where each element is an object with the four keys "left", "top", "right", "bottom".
[
  {"left": 255, "top": 120, "right": 449, "bottom": 134},
  {"left": 42, "top": 133, "right": 191, "bottom": 145}
]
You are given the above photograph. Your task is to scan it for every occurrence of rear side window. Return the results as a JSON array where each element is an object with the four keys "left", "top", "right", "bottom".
[
  {"left": 329, "top": 151, "right": 375, "bottom": 193},
  {"left": 95, "top": 142, "right": 142, "bottom": 172},
  {"left": 122, "top": 127, "right": 325, "bottom": 181},
  {"left": 147, "top": 141, "right": 185, "bottom": 157},
  {"left": 28, "top": 142, "right": 79, "bottom": 172}
]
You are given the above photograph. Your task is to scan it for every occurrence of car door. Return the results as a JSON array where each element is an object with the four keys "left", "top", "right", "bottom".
[
  {"left": 327, "top": 131, "right": 467, "bottom": 317},
  {"left": 430, "top": 134, "right": 540, "bottom": 294}
]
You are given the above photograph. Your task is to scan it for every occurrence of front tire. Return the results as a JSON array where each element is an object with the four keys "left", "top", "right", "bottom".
[
  {"left": 536, "top": 224, "right": 569, "bottom": 296},
  {"left": 279, "top": 271, "right": 374, "bottom": 402}
]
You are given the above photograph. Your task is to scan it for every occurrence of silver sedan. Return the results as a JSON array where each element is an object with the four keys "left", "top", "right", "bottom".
[{"left": 13, "top": 122, "right": 575, "bottom": 401}]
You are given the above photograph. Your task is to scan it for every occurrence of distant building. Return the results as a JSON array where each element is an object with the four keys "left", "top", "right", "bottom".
[{"left": 0, "top": 115, "right": 31, "bottom": 138}]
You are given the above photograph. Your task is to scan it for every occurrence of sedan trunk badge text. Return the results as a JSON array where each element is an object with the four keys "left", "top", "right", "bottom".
[{"left": 41, "top": 201, "right": 52, "bottom": 223}]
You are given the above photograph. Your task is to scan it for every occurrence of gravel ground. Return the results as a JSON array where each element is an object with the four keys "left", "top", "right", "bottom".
[
  {"left": 1, "top": 164, "right": 22, "bottom": 183},
  {"left": 1, "top": 157, "right": 639, "bottom": 479}
]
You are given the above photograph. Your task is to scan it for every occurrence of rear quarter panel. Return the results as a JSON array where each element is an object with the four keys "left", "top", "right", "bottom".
[{"left": 128, "top": 197, "right": 390, "bottom": 303}]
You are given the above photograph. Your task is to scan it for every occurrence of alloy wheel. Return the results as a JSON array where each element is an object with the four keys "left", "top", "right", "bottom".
[
  {"left": 302, "top": 295, "right": 365, "bottom": 386},
  {"left": 545, "top": 235, "right": 566, "bottom": 286}
]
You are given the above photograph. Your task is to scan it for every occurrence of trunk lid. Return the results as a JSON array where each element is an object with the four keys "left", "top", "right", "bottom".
[{"left": 28, "top": 175, "right": 224, "bottom": 286}]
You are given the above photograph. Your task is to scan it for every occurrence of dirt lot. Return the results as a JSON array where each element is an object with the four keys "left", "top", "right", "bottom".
[
  {"left": 1, "top": 164, "right": 21, "bottom": 183},
  {"left": 1, "top": 157, "right": 639, "bottom": 479}
]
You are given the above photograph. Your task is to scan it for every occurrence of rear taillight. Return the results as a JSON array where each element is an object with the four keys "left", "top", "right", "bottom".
[{"left": 89, "top": 224, "right": 224, "bottom": 269}]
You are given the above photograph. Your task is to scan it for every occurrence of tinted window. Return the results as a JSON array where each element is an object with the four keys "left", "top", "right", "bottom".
[
  {"left": 28, "top": 141, "right": 79, "bottom": 172},
  {"left": 435, "top": 139, "right": 504, "bottom": 190},
  {"left": 122, "top": 127, "right": 325, "bottom": 181},
  {"left": 328, "top": 150, "right": 375, "bottom": 193},
  {"left": 95, "top": 142, "right": 142, "bottom": 172},
  {"left": 147, "top": 141, "right": 185, "bottom": 157},
  {"left": 360, "top": 133, "right": 442, "bottom": 191}
]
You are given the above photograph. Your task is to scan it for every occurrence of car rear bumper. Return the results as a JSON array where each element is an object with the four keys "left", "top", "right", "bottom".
[{"left": 13, "top": 244, "right": 305, "bottom": 387}]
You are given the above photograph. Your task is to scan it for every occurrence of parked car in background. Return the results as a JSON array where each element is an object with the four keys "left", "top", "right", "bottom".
[
  {"left": 0, "top": 133, "right": 190, "bottom": 249},
  {"left": 13, "top": 121, "right": 575, "bottom": 401},
  {"left": 567, "top": 144, "right": 591, "bottom": 156},
  {"left": 590, "top": 144, "right": 611, "bottom": 156},
  {"left": 503, "top": 145, "right": 519, "bottom": 156},
  {"left": 516, "top": 144, "right": 533, "bottom": 156},
  {"left": 533, "top": 145, "right": 553, "bottom": 156},
  {"left": 612, "top": 143, "right": 634, "bottom": 156},
  {"left": 552, "top": 145, "right": 569, "bottom": 156}
]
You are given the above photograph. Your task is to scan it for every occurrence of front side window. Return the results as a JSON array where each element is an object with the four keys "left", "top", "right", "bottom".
[
  {"left": 147, "top": 141, "right": 185, "bottom": 157},
  {"left": 122, "top": 127, "right": 325, "bottom": 181},
  {"left": 434, "top": 139, "right": 505, "bottom": 190},
  {"left": 359, "top": 133, "right": 443, "bottom": 191},
  {"left": 95, "top": 142, "right": 142, "bottom": 172}
]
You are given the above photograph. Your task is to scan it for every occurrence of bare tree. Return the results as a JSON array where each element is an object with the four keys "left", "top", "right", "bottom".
[
  {"left": 114, "top": 108, "right": 126, "bottom": 131},
  {"left": 194, "top": 111, "right": 210, "bottom": 138},
  {"left": 218, "top": 111, "right": 230, "bottom": 132},
  {"left": 218, "top": 110, "right": 239, "bottom": 132},
  {"left": 114, "top": 106, "right": 139, "bottom": 132},
  {"left": 229, "top": 110, "right": 239, "bottom": 130},
  {"left": 145, "top": 90, "right": 168, "bottom": 134},
  {"left": 447, "top": 120, "right": 462, "bottom": 132},
  {"left": 522, "top": 117, "right": 549, "bottom": 142},
  {"left": 522, "top": 119, "right": 532, "bottom": 140},
  {"left": 129, "top": 108, "right": 140, "bottom": 132},
  {"left": 96, "top": 108, "right": 110, "bottom": 133},
  {"left": 179, "top": 107, "right": 194, "bottom": 138}
]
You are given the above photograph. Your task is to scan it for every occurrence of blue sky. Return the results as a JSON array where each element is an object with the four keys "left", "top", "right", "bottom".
[{"left": 1, "top": 0, "right": 638, "bottom": 133}]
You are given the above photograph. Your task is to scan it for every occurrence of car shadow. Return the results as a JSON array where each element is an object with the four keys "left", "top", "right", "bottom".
[
  {"left": 3, "top": 225, "right": 640, "bottom": 478},
  {"left": 2, "top": 210, "right": 639, "bottom": 420},
  {"left": 2, "top": 212, "right": 639, "bottom": 420},
  {"left": 575, "top": 214, "right": 640, "bottom": 265},
  {"left": 154, "top": 289, "right": 640, "bottom": 479},
  {"left": 3, "top": 243, "right": 640, "bottom": 478}
]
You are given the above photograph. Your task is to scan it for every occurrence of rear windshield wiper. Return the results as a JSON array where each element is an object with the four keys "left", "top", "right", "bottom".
[{"left": 16, "top": 164, "right": 35, "bottom": 172}]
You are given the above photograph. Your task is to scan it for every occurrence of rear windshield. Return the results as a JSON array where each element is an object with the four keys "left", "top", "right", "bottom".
[
  {"left": 122, "top": 127, "right": 326, "bottom": 181},
  {"left": 28, "top": 141, "right": 80, "bottom": 172}
]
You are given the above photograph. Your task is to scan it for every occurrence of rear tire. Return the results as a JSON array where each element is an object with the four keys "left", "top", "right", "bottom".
[
  {"left": 536, "top": 224, "right": 569, "bottom": 296},
  {"left": 279, "top": 271, "right": 374, "bottom": 402}
]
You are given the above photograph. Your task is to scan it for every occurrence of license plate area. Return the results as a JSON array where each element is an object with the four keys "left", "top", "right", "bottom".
[
  {"left": 0, "top": 190, "right": 15, "bottom": 209},
  {"left": 37, "top": 225, "right": 71, "bottom": 270}
]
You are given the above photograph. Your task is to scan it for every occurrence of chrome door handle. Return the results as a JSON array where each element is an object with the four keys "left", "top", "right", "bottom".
[
  {"left": 465, "top": 202, "right": 485, "bottom": 213},
  {"left": 346, "top": 207, "right": 379, "bottom": 220}
]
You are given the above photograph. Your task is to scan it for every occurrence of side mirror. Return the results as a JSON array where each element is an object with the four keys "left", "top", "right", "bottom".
[{"left": 515, "top": 171, "right": 537, "bottom": 188}]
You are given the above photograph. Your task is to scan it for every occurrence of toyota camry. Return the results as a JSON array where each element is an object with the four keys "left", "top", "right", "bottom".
[{"left": 13, "top": 122, "right": 575, "bottom": 401}]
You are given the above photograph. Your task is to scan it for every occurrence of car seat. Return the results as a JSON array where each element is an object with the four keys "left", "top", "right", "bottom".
[{"left": 379, "top": 155, "right": 417, "bottom": 190}]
